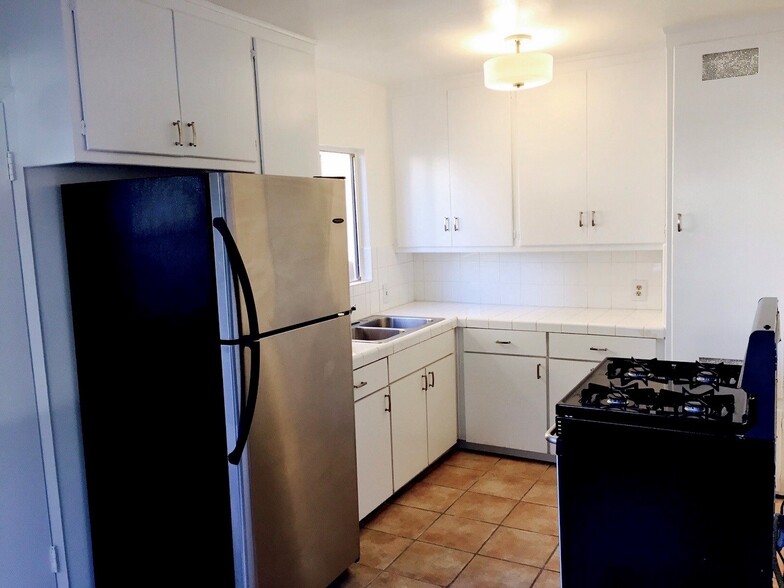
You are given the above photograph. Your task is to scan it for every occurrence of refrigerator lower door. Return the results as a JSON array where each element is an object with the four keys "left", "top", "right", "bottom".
[{"left": 246, "top": 315, "right": 358, "bottom": 587}]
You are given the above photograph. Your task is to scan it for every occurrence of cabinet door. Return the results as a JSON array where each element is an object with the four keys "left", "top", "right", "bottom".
[
  {"left": 463, "top": 353, "right": 546, "bottom": 453},
  {"left": 586, "top": 56, "right": 666, "bottom": 244},
  {"left": 516, "top": 70, "right": 588, "bottom": 246},
  {"left": 447, "top": 85, "right": 514, "bottom": 247},
  {"left": 547, "top": 359, "right": 598, "bottom": 455},
  {"left": 390, "top": 370, "right": 429, "bottom": 491},
  {"left": 354, "top": 388, "right": 393, "bottom": 520},
  {"left": 425, "top": 354, "right": 457, "bottom": 463},
  {"left": 175, "top": 12, "right": 258, "bottom": 163},
  {"left": 391, "top": 88, "right": 452, "bottom": 248},
  {"left": 255, "top": 38, "right": 320, "bottom": 177},
  {"left": 670, "top": 32, "right": 784, "bottom": 361},
  {"left": 74, "top": 0, "right": 182, "bottom": 156}
]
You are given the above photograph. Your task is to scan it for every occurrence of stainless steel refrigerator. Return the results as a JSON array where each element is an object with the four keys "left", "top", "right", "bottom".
[{"left": 61, "top": 172, "right": 359, "bottom": 587}]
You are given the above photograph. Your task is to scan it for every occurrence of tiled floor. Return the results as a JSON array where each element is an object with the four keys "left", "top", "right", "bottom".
[{"left": 331, "top": 449, "right": 560, "bottom": 588}]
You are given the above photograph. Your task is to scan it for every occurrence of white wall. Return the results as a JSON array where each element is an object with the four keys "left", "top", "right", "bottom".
[{"left": 316, "top": 69, "right": 414, "bottom": 319}]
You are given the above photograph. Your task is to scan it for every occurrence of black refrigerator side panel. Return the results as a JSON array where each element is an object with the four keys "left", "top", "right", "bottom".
[{"left": 61, "top": 175, "right": 235, "bottom": 586}]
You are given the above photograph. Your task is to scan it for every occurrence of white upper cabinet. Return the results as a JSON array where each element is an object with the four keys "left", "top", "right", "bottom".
[
  {"left": 586, "top": 57, "right": 666, "bottom": 245},
  {"left": 447, "top": 85, "right": 514, "bottom": 247},
  {"left": 392, "top": 81, "right": 514, "bottom": 250},
  {"left": 518, "top": 53, "right": 666, "bottom": 246},
  {"left": 516, "top": 69, "right": 588, "bottom": 245},
  {"left": 74, "top": 0, "right": 258, "bottom": 163},
  {"left": 254, "top": 37, "right": 320, "bottom": 177}
]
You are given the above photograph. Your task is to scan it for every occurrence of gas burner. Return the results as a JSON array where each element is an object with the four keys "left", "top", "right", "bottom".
[
  {"left": 684, "top": 400, "right": 705, "bottom": 415},
  {"left": 601, "top": 395, "right": 630, "bottom": 407}
]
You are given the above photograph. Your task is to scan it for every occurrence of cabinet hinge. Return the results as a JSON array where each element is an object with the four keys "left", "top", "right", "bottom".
[
  {"left": 6, "top": 151, "right": 16, "bottom": 182},
  {"left": 250, "top": 47, "right": 256, "bottom": 59},
  {"left": 79, "top": 120, "right": 87, "bottom": 136},
  {"left": 49, "top": 545, "right": 59, "bottom": 573},
  {"left": 67, "top": 0, "right": 76, "bottom": 13}
]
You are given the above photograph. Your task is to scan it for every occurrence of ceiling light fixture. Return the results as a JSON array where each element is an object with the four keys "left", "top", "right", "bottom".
[{"left": 483, "top": 34, "right": 553, "bottom": 91}]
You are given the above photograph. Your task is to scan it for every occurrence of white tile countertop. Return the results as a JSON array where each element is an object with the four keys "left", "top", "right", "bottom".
[{"left": 351, "top": 302, "right": 665, "bottom": 369}]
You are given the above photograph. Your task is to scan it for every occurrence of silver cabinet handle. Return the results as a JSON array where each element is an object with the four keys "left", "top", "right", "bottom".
[
  {"left": 545, "top": 423, "right": 559, "bottom": 444},
  {"left": 187, "top": 121, "right": 197, "bottom": 147},
  {"left": 495, "top": 340, "right": 512, "bottom": 345},
  {"left": 444, "top": 217, "right": 450, "bottom": 232},
  {"left": 421, "top": 374, "right": 428, "bottom": 391},
  {"left": 589, "top": 346, "right": 608, "bottom": 352},
  {"left": 353, "top": 381, "right": 368, "bottom": 389},
  {"left": 579, "top": 211, "right": 584, "bottom": 228},
  {"left": 677, "top": 213, "right": 682, "bottom": 232},
  {"left": 536, "top": 363, "right": 542, "bottom": 379},
  {"left": 591, "top": 210, "right": 596, "bottom": 227},
  {"left": 428, "top": 371, "right": 435, "bottom": 387},
  {"left": 173, "top": 120, "right": 183, "bottom": 146},
  {"left": 453, "top": 217, "right": 460, "bottom": 231},
  {"left": 384, "top": 393, "right": 391, "bottom": 413}
]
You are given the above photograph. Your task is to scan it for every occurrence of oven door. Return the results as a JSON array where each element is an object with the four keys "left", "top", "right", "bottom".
[{"left": 554, "top": 416, "right": 774, "bottom": 588}]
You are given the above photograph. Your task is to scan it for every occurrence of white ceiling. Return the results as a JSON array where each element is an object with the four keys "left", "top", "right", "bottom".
[{"left": 212, "top": 0, "right": 784, "bottom": 86}]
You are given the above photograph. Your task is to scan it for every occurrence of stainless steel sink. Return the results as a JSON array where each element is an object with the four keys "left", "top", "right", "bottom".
[
  {"left": 355, "top": 316, "right": 436, "bottom": 329},
  {"left": 351, "top": 315, "right": 445, "bottom": 343},
  {"left": 351, "top": 326, "right": 405, "bottom": 342}
]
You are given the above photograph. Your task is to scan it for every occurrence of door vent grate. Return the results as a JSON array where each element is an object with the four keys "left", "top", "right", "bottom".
[{"left": 702, "top": 48, "right": 759, "bottom": 81}]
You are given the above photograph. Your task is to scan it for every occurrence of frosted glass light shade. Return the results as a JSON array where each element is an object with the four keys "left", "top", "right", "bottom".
[{"left": 483, "top": 51, "right": 553, "bottom": 90}]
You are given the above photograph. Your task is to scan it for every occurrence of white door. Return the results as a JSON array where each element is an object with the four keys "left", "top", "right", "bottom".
[
  {"left": 670, "top": 31, "right": 784, "bottom": 361},
  {"left": 175, "top": 12, "right": 259, "bottom": 163},
  {"left": 425, "top": 354, "right": 457, "bottom": 463},
  {"left": 73, "top": 0, "right": 182, "bottom": 155},
  {"left": 391, "top": 87, "right": 452, "bottom": 248},
  {"left": 354, "top": 389, "right": 393, "bottom": 520},
  {"left": 587, "top": 57, "right": 666, "bottom": 245},
  {"left": 0, "top": 106, "right": 58, "bottom": 588},
  {"left": 516, "top": 69, "right": 588, "bottom": 246},
  {"left": 447, "top": 85, "right": 514, "bottom": 247},
  {"left": 390, "top": 370, "right": 429, "bottom": 491},
  {"left": 255, "top": 38, "right": 320, "bottom": 177}
]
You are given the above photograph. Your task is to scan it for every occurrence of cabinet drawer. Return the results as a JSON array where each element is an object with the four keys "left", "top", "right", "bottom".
[
  {"left": 388, "top": 331, "right": 455, "bottom": 383},
  {"left": 549, "top": 333, "right": 656, "bottom": 361},
  {"left": 463, "top": 328, "right": 546, "bottom": 356},
  {"left": 353, "top": 359, "right": 389, "bottom": 401}
]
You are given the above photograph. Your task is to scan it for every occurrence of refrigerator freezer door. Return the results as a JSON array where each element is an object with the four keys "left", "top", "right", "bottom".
[
  {"left": 216, "top": 173, "right": 352, "bottom": 334},
  {"left": 246, "top": 315, "right": 359, "bottom": 587}
]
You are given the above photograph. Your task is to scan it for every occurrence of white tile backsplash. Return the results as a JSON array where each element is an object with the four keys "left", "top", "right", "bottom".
[{"left": 413, "top": 250, "right": 663, "bottom": 310}]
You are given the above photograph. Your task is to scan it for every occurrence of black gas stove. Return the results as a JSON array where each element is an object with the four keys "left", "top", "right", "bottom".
[
  {"left": 556, "top": 356, "right": 750, "bottom": 434},
  {"left": 550, "top": 297, "right": 779, "bottom": 588}
]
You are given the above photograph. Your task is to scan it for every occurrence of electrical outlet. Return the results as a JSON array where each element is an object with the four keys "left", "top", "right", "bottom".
[{"left": 632, "top": 280, "right": 648, "bottom": 301}]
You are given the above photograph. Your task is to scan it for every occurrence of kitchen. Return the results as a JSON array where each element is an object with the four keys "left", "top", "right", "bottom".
[{"left": 2, "top": 0, "right": 784, "bottom": 587}]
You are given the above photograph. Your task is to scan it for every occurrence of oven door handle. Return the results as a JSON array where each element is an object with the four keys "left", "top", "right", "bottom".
[{"left": 545, "top": 423, "right": 559, "bottom": 445}]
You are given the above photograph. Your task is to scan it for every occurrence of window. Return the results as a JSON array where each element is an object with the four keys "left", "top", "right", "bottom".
[{"left": 319, "top": 150, "right": 362, "bottom": 282}]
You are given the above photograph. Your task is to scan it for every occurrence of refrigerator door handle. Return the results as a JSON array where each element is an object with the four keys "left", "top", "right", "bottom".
[{"left": 213, "top": 217, "right": 262, "bottom": 464}]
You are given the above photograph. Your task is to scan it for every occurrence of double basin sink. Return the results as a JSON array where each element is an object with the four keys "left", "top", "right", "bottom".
[{"left": 351, "top": 315, "right": 444, "bottom": 343}]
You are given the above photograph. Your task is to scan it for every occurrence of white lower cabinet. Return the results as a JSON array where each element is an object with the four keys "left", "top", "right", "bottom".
[
  {"left": 353, "top": 359, "right": 393, "bottom": 520},
  {"left": 353, "top": 330, "right": 458, "bottom": 516},
  {"left": 388, "top": 331, "right": 457, "bottom": 491},
  {"left": 462, "top": 329, "right": 547, "bottom": 454}
]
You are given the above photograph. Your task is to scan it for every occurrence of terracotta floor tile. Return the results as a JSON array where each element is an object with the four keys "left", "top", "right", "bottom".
[
  {"left": 418, "top": 514, "right": 497, "bottom": 553},
  {"left": 443, "top": 451, "right": 501, "bottom": 471},
  {"left": 490, "top": 458, "right": 550, "bottom": 479},
  {"left": 533, "top": 569, "right": 560, "bottom": 588},
  {"left": 368, "top": 571, "right": 440, "bottom": 587},
  {"left": 479, "top": 526, "right": 559, "bottom": 568},
  {"left": 364, "top": 504, "right": 440, "bottom": 539},
  {"left": 539, "top": 465, "right": 557, "bottom": 484},
  {"left": 451, "top": 555, "right": 540, "bottom": 588},
  {"left": 387, "top": 541, "right": 473, "bottom": 586},
  {"left": 544, "top": 545, "right": 560, "bottom": 572},
  {"left": 358, "top": 528, "right": 414, "bottom": 570},
  {"left": 469, "top": 470, "right": 536, "bottom": 501},
  {"left": 393, "top": 481, "right": 464, "bottom": 513},
  {"left": 502, "top": 502, "right": 559, "bottom": 536},
  {"left": 329, "top": 563, "right": 382, "bottom": 588},
  {"left": 424, "top": 464, "right": 485, "bottom": 490},
  {"left": 522, "top": 480, "right": 558, "bottom": 507},
  {"left": 446, "top": 491, "right": 518, "bottom": 524}
]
